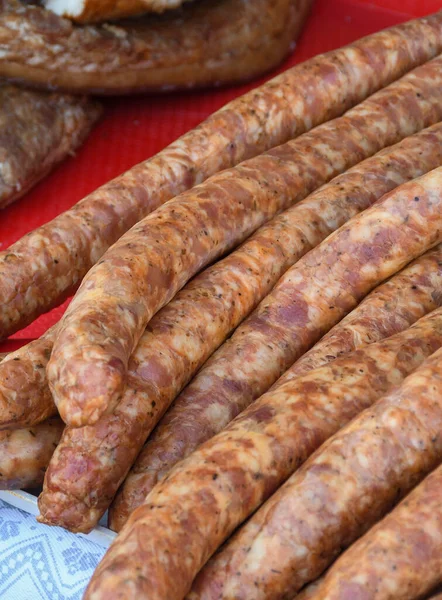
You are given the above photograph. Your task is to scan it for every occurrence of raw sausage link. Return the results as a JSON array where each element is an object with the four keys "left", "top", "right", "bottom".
[
  {"left": 110, "top": 153, "right": 442, "bottom": 526},
  {"left": 189, "top": 346, "right": 442, "bottom": 600},
  {"left": 2, "top": 13, "right": 438, "bottom": 338},
  {"left": 0, "top": 326, "right": 57, "bottom": 429},
  {"left": 48, "top": 55, "right": 442, "bottom": 428},
  {"left": 276, "top": 242, "right": 442, "bottom": 383},
  {"left": 84, "top": 308, "right": 442, "bottom": 600},
  {"left": 0, "top": 85, "right": 101, "bottom": 209},
  {"left": 34, "top": 123, "right": 442, "bottom": 533},
  {"left": 310, "top": 464, "right": 442, "bottom": 600},
  {"left": 0, "top": 417, "right": 64, "bottom": 490}
]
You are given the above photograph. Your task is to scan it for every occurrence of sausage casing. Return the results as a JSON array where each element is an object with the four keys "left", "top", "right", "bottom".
[
  {"left": 84, "top": 308, "right": 442, "bottom": 600},
  {"left": 48, "top": 56, "right": 442, "bottom": 428},
  {"left": 3, "top": 11, "right": 438, "bottom": 338},
  {"left": 189, "top": 342, "right": 442, "bottom": 600},
  {"left": 310, "top": 464, "right": 442, "bottom": 600},
  {"left": 35, "top": 123, "right": 442, "bottom": 533}
]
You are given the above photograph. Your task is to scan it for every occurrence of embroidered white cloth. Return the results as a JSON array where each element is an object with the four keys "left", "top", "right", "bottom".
[{"left": 0, "top": 499, "right": 106, "bottom": 599}]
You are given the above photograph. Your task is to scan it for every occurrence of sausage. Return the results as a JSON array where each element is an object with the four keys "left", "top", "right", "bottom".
[
  {"left": 39, "top": 123, "right": 442, "bottom": 534},
  {"left": 189, "top": 346, "right": 442, "bottom": 600},
  {"left": 0, "top": 84, "right": 101, "bottom": 209},
  {"left": 110, "top": 160, "right": 442, "bottom": 526},
  {"left": 309, "top": 464, "right": 442, "bottom": 600},
  {"left": 25, "top": 123, "right": 442, "bottom": 532},
  {"left": 0, "top": 417, "right": 64, "bottom": 490},
  {"left": 83, "top": 308, "right": 442, "bottom": 600},
  {"left": 1, "top": 13, "right": 440, "bottom": 340},
  {"left": 0, "top": 326, "right": 57, "bottom": 429},
  {"left": 0, "top": 0, "right": 312, "bottom": 94},
  {"left": 275, "top": 242, "right": 442, "bottom": 384},
  {"left": 47, "top": 56, "right": 442, "bottom": 428},
  {"left": 43, "top": 0, "right": 193, "bottom": 23}
]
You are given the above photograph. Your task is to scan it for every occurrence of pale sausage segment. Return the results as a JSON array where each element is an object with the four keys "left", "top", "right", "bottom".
[
  {"left": 111, "top": 154, "right": 442, "bottom": 529},
  {"left": 2, "top": 13, "right": 438, "bottom": 338},
  {"left": 48, "top": 56, "right": 442, "bottom": 428},
  {"left": 0, "top": 326, "right": 57, "bottom": 429},
  {"left": 189, "top": 346, "right": 442, "bottom": 600},
  {"left": 277, "top": 242, "right": 442, "bottom": 383},
  {"left": 84, "top": 308, "right": 442, "bottom": 600},
  {"left": 310, "top": 464, "right": 442, "bottom": 600},
  {"left": 36, "top": 123, "right": 442, "bottom": 533},
  {"left": 0, "top": 417, "right": 64, "bottom": 490}
]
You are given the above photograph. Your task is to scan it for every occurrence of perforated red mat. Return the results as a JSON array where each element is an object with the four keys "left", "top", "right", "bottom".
[{"left": 1, "top": 0, "right": 440, "bottom": 351}]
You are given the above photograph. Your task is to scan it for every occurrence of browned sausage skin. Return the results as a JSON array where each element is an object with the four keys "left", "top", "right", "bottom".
[
  {"left": 84, "top": 307, "right": 442, "bottom": 600},
  {"left": 48, "top": 55, "right": 442, "bottom": 428},
  {"left": 308, "top": 464, "right": 442, "bottom": 600},
  {"left": 7, "top": 120, "right": 429, "bottom": 532},
  {"left": 275, "top": 244, "right": 442, "bottom": 383},
  {"left": 110, "top": 154, "right": 441, "bottom": 531},
  {"left": 0, "top": 417, "right": 64, "bottom": 490},
  {"left": 2, "top": 13, "right": 439, "bottom": 341},
  {"left": 39, "top": 123, "right": 442, "bottom": 534},
  {"left": 189, "top": 344, "right": 442, "bottom": 600}
]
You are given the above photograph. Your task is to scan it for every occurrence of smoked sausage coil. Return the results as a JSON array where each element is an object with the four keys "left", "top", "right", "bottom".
[
  {"left": 2, "top": 12, "right": 438, "bottom": 339},
  {"left": 48, "top": 55, "right": 442, "bottom": 428},
  {"left": 0, "top": 417, "right": 64, "bottom": 490},
  {"left": 309, "top": 464, "right": 442, "bottom": 600},
  {"left": 188, "top": 346, "right": 442, "bottom": 600},
  {"left": 25, "top": 123, "right": 442, "bottom": 532},
  {"left": 0, "top": 326, "right": 57, "bottom": 429},
  {"left": 84, "top": 308, "right": 442, "bottom": 600},
  {"left": 275, "top": 242, "right": 442, "bottom": 384},
  {"left": 110, "top": 154, "right": 442, "bottom": 530}
]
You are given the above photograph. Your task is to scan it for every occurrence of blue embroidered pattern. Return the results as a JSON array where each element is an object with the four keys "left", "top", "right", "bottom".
[{"left": 0, "top": 499, "right": 106, "bottom": 600}]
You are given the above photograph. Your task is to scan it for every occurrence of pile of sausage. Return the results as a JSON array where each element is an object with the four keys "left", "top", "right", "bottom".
[{"left": 1, "top": 10, "right": 442, "bottom": 600}]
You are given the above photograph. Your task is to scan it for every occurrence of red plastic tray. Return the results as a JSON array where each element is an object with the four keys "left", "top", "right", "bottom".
[{"left": 1, "top": 0, "right": 440, "bottom": 351}]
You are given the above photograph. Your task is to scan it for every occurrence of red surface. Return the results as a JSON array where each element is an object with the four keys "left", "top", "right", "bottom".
[{"left": 0, "top": 0, "right": 439, "bottom": 351}]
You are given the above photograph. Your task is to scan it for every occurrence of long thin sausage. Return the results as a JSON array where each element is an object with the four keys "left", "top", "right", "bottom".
[
  {"left": 5, "top": 123, "right": 431, "bottom": 532},
  {"left": 188, "top": 348, "right": 442, "bottom": 600},
  {"left": 83, "top": 308, "right": 442, "bottom": 600},
  {"left": 275, "top": 242, "right": 442, "bottom": 383},
  {"left": 3, "top": 13, "right": 439, "bottom": 339},
  {"left": 0, "top": 417, "right": 64, "bottom": 490},
  {"left": 48, "top": 56, "right": 442, "bottom": 428},
  {"left": 110, "top": 161, "right": 442, "bottom": 526},
  {"left": 309, "top": 464, "right": 442, "bottom": 600},
  {"left": 40, "top": 123, "right": 442, "bottom": 534}
]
